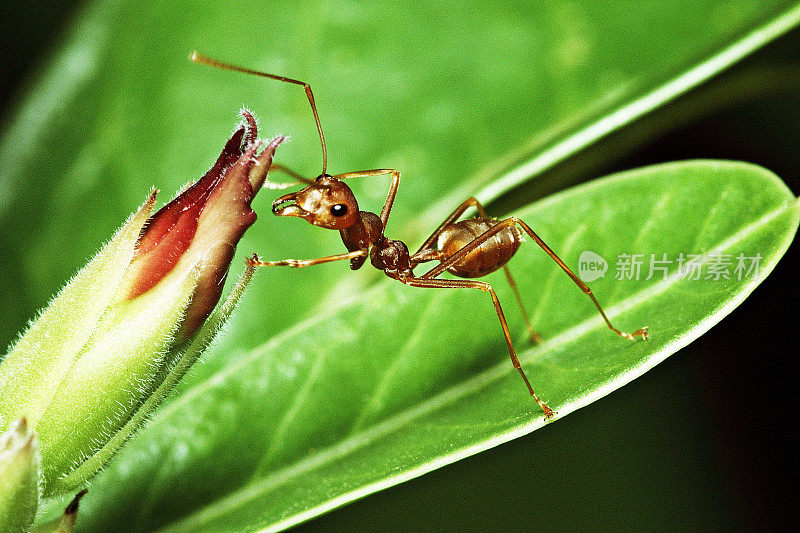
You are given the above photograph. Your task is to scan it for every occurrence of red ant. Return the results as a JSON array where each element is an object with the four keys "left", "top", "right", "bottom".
[{"left": 191, "top": 52, "right": 649, "bottom": 418}]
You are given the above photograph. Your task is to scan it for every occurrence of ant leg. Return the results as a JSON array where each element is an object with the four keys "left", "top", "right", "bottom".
[
  {"left": 411, "top": 197, "right": 486, "bottom": 259},
  {"left": 421, "top": 217, "right": 648, "bottom": 341},
  {"left": 502, "top": 265, "right": 542, "bottom": 344},
  {"left": 399, "top": 276, "right": 554, "bottom": 418},
  {"left": 334, "top": 169, "right": 400, "bottom": 228},
  {"left": 267, "top": 163, "right": 315, "bottom": 186},
  {"left": 248, "top": 250, "right": 366, "bottom": 268},
  {"left": 411, "top": 197, "right": 542, "bottom": 341}
]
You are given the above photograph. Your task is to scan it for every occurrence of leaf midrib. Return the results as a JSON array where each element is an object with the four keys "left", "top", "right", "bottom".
[{"left": 158, "top": 197, "right": 797, "bottom": 532}]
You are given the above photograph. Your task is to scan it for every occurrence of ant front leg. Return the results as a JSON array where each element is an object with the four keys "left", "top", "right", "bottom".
[
  {"left": 398, "top": 276, "right": 553, "bottom": 418},
  {"left": 334, "top": 169, "right": 400, "bottom": 228},
  {"left": 248, "top": 250, "right": 367, "bottom": 268},
  {"left": 411, "top": 197, "right": 542, "bottom": 344}
]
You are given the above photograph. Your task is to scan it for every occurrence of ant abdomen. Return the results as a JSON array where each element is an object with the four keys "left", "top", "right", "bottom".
[{"left": 436, "top": 219, "right": 523, "bottom": 278}]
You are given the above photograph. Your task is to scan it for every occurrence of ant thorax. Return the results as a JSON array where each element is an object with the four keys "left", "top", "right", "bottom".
[{"left": 340, "top": 210, "right": 384, "bottom": 270}]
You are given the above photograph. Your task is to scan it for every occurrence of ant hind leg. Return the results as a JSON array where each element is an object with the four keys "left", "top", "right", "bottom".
[
  {"left": 502, "top": 265, "right": 542, "bottom": 344},
  {"left": 398, "top": 275, "right": 554, "bottom": 419},
  {"left": 411, "top": 197, "right": 542, "bottom": 342},
  {"left": 420, "top": 216, "right": 648, "bottom": 341}
]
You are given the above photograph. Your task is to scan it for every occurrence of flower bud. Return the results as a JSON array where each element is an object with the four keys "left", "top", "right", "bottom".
[
  {"left": 0, "top": 111, "right": 282, "bottom": 496},
  {"left": 0, "top": 418, "right": 40, "bottom": 533}
]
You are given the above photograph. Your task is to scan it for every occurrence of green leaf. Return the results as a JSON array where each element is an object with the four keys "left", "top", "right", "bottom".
[{"left": 71, "top": 161, "right": 798, "bottom": 531}]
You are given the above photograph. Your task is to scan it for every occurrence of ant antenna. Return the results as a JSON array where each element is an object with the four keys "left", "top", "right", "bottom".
[{"left": 190, "top": 51, "right": 329, "bottom": 175}]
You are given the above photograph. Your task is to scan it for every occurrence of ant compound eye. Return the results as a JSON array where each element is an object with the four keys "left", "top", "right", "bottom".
[{"left": 330, "top": 203, "right": 348, "bottom": 217}]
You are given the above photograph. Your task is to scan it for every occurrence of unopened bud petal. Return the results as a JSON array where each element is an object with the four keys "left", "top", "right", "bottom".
[
  {"left": 34, "top": 265, "right": 200, "bottom": 490},
  {"left": 0, "top": 418, "right": 41, "bottom": 533}
]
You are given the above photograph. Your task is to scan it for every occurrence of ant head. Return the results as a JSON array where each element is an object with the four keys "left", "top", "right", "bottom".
[{"left": 272, "top": 174, "right": 359, "bottom": 230}]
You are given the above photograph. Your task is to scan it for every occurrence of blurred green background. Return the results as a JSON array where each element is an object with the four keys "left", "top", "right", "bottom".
[{"left": 2, "top": 1, "right": 798, "bottom": 530}]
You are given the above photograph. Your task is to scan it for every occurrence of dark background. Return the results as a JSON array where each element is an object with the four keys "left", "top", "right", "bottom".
[{"left": 2, "top": 4, "right": 798, "bottom": 531}]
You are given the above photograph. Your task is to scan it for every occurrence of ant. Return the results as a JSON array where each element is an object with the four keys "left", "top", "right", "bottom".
[{"left": 191, "top": 52, "right": 649, "bottom": 419}]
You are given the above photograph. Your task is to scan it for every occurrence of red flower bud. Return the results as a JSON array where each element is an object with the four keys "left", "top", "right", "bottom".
[
  {"left": 0, "top": 110, "right": 284, "bottom": 495},
  {"left": 123, "top": 110, "right": 283, "bottom": 338}
]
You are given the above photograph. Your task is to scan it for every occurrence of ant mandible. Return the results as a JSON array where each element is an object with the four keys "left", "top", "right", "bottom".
[{"left": 191, "top": 52, "right": 649, "bottom": 419}]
